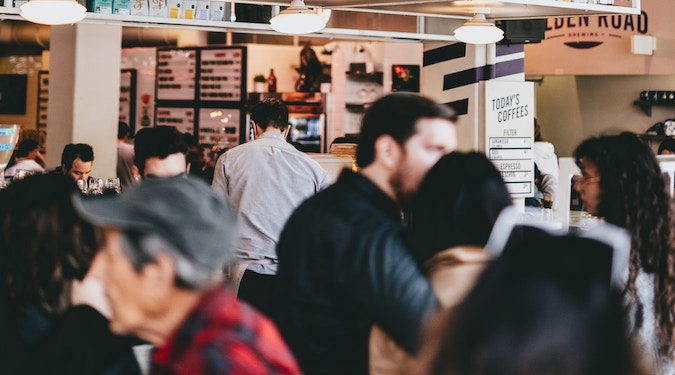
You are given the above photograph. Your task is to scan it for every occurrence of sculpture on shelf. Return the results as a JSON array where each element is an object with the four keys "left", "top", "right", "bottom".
[{"left": 295, "top": 45, "right": 324, "bottom": 92}]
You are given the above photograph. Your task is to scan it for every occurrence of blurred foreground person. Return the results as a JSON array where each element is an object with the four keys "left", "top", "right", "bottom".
[
  {"left": 74, "top": 177, "right": 301, "bottom": 375},
  {"left": 274, "top": 93, "right": 457, "bottom": 374},
  {"left": 0, "top": 174, "right": 141, "bottom": 375},
  {"left": 370, "top": 152, "right": 513, "bottom": 375},
  {"left": 420, "top": 226, "right": 648, "bottom": 375},
  {"left": 574, "top": 132, "right": 675, "bottom": 374}
]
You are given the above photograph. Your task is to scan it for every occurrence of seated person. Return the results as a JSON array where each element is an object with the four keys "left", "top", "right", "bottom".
[
  {"left": 0, "top": 173, "right": 141, "bottom": 375},
  {"left": 5, "top": 139, "right": 45, "bottom": 179},
  {"left": 61, "top": 143, "right": 94, "bottom": 182}
]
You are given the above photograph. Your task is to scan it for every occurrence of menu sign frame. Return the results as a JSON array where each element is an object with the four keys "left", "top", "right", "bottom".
[
  {"left": 156, "top": 49, "right": 197, "bottom": 101},
  {"left": 199, "top": 48, "right": 245, "bottom": 102},
  {"left": 154, "top": 46, "right": 247, "bottom": 146},
  {"left": 484, "top": 80, "right": 535, "bottom": 198}
]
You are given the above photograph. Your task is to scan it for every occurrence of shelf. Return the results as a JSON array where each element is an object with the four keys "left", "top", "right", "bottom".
[
  {"left": 634, "top": 100, "right": 675, "bottom": 117},
  {"left": 346, "top": 72, "right": 383, "bottom": 84}
]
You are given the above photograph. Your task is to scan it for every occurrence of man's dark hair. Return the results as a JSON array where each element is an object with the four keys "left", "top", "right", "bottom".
[
  {"left": 118, "top": 121, "right": 130, "bottom": 140},
  {"left": 15, "top": 139, "right": 39, "bottom": 158},
  {"left": 61, "top": 143, "right": 94, "bottom": 169},
  {"left": 133, "top": 126, "right": 187, "bottom": 176},
  {"left": 250, "top": 98, "right": 289, "bottom": 131},
  {"left": 356, "top": 93, "right": 457, "bottom": 168}
]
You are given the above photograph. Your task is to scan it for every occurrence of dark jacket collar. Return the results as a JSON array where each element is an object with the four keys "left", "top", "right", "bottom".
[{"left": 337, "top": 169, "right": 402, "bottom": 220}]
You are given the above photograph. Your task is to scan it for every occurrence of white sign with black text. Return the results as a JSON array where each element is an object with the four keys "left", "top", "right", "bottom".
[{"left": 485, "top": 81, "right": 534, "bottom": 198}]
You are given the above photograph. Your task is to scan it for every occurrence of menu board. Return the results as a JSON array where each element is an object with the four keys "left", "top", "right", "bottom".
[
  {"left": 198, "top": 48, "right": 244, "bottom": 102},
  {"left": 156, "top": 49, "right": 197, "bottom": 101},
  {"left": 198, "top": 107, "right": 240, "bottom": 146},
  {"left": 119, "top": 70, "right": 137, "bottom": 131},
  {"left": 485, "top": 81, "right": 535, "bottom": 198},
  {"left": 37, "top": 71, "right": 48, "bottom": 130},
  {"left": 155, "top": 107, "right": 195, "bottom": 135}
]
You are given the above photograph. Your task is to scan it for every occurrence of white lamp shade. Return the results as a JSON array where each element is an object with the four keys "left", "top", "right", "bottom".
[
  {"left": 20, "top": 0, "right": 86, "bottom": 25},
  {"left": 454, "top": 14, "right": 504, "bottom": 44},
  {"left": 270, "top": 0, "right": 328, "bottom": 35}
]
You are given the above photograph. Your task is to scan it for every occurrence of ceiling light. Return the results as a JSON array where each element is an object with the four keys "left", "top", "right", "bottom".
[
  {"left": 270, "top": 0, "right": 329, "bottom": 35},
  {"left": 20, "top": 0, "right": 86, "bottom": 25},
  {"left": 454, "top": 13, "right": 504, "bottom": 44}
]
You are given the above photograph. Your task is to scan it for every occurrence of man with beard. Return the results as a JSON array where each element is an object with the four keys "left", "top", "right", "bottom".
[{"left": 272, "top": 93, "right": 458, "bottom": 375}]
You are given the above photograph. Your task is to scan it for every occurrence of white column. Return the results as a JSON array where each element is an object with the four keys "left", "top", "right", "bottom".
[{"left": 46, "top": 23, "right": 121, "bottom": 178}]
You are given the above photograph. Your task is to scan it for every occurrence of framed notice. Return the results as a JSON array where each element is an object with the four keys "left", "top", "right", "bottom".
[
  {"left": 485, "top": 80, "right": 535, "bottom": 198},
  {"left": 156, "top": 49, "right": 197, "bottom": 101},
  {"left": 155, "top": 107, "right": 195, "bottom": 135},
  {"left": 119, "top": 69, "right": 137, "bottom": 133},
  {"left": 198, "top": 107, "right": 241, "bottom": 147},
  {"left": 198, "top": 47, "right": 245, "bottom": 102},
  {"left": 37, "top": 71, "right": 49, "bottom": 131}
]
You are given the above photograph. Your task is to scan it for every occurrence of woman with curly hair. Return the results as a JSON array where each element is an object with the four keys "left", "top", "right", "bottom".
[
  {"left": 574, "top": 132, "right": 675, "bottom": 374},
  {"left": 0, "top": 173, "right": 141, "bottom": 375}
]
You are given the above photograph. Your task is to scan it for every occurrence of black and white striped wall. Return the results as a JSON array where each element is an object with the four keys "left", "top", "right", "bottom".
[{"left": 422, "top": 42, "right": 525, "bottom": 151}]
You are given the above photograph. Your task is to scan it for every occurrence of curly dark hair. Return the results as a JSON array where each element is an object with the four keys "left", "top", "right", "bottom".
[
  {"left": 574, "top": 132, "right": 675, "bottom": 356},
  {"left": 0, "top": 174, "right": 98, "bottom": 316}
]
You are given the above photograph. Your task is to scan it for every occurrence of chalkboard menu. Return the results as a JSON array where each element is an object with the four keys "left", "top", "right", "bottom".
[
  {"left": 199, "top": 48, "right": 244, "bottom": 102},
  {"left": 154, "top": 46, "right": 247, "bottom": 147},
  {"left": 155, "top": 106, "right": 195, "bottom": 135},
  {"left": 156, "top": 49, "right": 197, "bottom": 101},
  {"left": 198, "top": 107, "right": 240, "bottom": 147}
]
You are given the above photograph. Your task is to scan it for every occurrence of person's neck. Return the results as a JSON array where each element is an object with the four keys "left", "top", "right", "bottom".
[
  {"left": 136, "top": 288, "right": 204, "bottom": 346},
  {"left": 359, "top": 164, "right": 399, "bottom": 204}
]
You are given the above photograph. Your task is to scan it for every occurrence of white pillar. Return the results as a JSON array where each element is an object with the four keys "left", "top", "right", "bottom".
[{"left": 46, "top": 23, "right": 121, "bottom": 178}]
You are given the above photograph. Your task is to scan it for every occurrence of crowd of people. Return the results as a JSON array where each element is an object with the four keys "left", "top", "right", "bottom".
[{"left": 1, "top": 92, "right": 675, "bottom": 375}]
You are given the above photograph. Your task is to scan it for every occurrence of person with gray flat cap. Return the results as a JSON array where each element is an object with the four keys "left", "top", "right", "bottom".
[{"left": 72, "top": 176, "right": 301, "bottom": 375}]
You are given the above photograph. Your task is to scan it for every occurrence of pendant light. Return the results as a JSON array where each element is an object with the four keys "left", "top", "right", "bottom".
[
  {"left": 270, "top": 0, "right": 329, "bottom": 35},
  {"left": 454, "top": 13, "right": 504, "bottom": 44},
  {"left": 20, "top": 0, "right": 87, "bottom": 25}
]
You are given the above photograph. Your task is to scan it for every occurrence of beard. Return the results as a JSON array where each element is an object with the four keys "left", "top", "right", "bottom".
[{"left": 390, "top": 165, "right": 415, "bottom": 210}]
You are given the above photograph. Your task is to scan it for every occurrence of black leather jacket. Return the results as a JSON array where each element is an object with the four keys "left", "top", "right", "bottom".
[{"left": 273, "top": 170, "right": 438, "bottom": 375}]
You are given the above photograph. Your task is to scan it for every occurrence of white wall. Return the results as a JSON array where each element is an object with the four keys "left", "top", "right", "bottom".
[{"left": 535, "top": 75, "right": 675, "bottom": 157}]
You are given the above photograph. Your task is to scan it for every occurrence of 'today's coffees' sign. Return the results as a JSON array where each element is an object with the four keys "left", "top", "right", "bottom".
[{"left": 485, "top": 81, "right": 535, "bottom": 197}]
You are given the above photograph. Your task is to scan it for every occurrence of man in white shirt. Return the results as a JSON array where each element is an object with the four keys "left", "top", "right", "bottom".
[
  {"left": 212, "top": 98, "right": 330, "bottom": 317},
  {"left": 5, "top": 139, "right": 45, "bottom": 179}
]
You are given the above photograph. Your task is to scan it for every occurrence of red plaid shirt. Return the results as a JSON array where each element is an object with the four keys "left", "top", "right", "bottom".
[{"left": 150, "top": 285, "right": 301, "bottom": 375}]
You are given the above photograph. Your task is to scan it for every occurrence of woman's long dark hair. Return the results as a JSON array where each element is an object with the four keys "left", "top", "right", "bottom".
[
  {"left": 407, "top": 152, "right": 513, "bottom": 268},
  {"left": 574, "top": 132, "right": 675, "bottom": 356},
  {"left": 0, "top": 174, "right": 98, "bottom": 316},
  {"left": 423, "top": 229, "right": 647, "bottom": 375}
]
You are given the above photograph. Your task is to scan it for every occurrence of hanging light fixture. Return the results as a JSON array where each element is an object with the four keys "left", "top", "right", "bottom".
[
  {"left": 20, "top": 0, "right": 86, "bottom": 25},
  {"left": 454, "top": 13, "right": 504, "bottom": 44},
  {"left": 270, "top": 0, "right": 329, "bottom": 35}
]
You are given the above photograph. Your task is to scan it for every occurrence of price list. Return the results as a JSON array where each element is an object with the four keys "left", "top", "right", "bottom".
[
  {"left": 155, "top": 107, "right": 195, "bottom": 135},
  {"left": 198, "top": 48, "right": 243, "bottom": 102},
  {"left": 156, "top": 49, "right": 197, "bottom": 101},
  {"left": 119, "top": 71, "right": 133, "bottom": 126},
  {"left": 485, "top": 81, "right": 535, "bottom": 198},
  {"left": 198, "top": 108, "right": 240, "bottom": 147}
]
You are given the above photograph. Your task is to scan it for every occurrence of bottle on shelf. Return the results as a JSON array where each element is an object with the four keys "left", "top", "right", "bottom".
[{"left": 268, "top": 69, "right": 277, "bottom": 93}]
